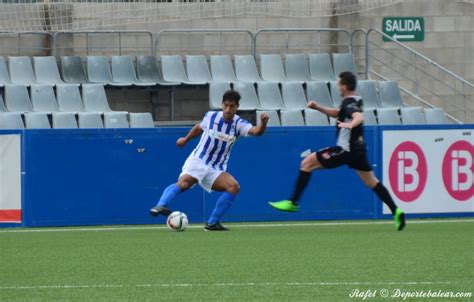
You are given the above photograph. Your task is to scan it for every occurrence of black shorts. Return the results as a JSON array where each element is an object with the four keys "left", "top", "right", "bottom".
[{"left": 316, "top": 146, "right": 372, "bottom": 172}]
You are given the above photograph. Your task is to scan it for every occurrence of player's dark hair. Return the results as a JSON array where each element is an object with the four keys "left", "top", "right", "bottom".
[
  {"left": 222, "top": 90, "right": 241, "bottom": 105},
  {"left": 339, "top": 71, "right": 357, "bottom": 91}
]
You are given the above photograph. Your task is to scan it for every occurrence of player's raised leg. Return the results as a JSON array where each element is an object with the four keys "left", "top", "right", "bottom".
[
  {"left": 205, "top": 172, "right": 240, "bottom": 231},
  {"left": 149, "top": 174, "right": 197, "bottom": 217},
  {"left": 269, "top": 152, "right": 323, "bottom": 212},
  {"left": 356, "top": 170, "right": 406, "bottom": 231}
]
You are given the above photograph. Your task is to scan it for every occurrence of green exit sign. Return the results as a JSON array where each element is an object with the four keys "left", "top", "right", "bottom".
[{"left": 383, "top": 17, "right": 424, "bottom": 42}]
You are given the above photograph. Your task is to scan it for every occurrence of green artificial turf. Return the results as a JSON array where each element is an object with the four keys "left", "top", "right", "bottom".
[{"left": 0, "top": 219, "right": 473, "bottom": 301}]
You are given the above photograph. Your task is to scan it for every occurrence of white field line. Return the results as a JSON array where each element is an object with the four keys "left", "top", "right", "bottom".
[
  {"left": 0, "top": 219, "right": 473, "bottom": 234},
  {"left": 0, "top": 281, "right": 462, "bottom": 291}
]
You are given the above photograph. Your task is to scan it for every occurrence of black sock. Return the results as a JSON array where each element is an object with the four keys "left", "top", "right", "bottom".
[
  {"left": 373, "top": 182, "right": 398, "bottom": 214},
  {"left": 290, "top": 171, "right": 312, "bottom": 205}
]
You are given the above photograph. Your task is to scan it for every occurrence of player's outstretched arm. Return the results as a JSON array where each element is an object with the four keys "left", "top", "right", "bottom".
[
  {"left": 248, "top": 113, "right": 270, "bottom": 136},
  {"left": 307, "top": 100, "right": 340, "bottom": 118},
  {"left": 176, "top": 123, "right": 203, "bottom": 147}
]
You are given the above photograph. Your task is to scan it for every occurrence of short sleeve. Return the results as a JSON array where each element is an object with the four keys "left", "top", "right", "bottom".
[
  {"left": 343, "top": 98, "right": 363, "bottom": 116},
  {"left": 200, "top": 111, "right": 212, "bottom": 130},
  {"left": 237, "top": 118, "right": 253, "bottom": 137}
]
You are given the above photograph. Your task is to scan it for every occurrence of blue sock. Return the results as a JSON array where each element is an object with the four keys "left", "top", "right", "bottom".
[
  {"left": 156, "top": 184, "right": 182, "bottom": 207},
  {"left": 208, "top": 192, "right": 236, "bottom": 225}
]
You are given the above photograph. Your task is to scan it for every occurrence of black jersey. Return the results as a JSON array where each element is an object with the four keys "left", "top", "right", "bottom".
[{"left": 336, "top": 96, "right": 365, "bottom": 152}]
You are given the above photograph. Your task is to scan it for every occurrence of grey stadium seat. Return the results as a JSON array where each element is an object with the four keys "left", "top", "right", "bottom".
[
  {"left": 52, "top": 112, "right": 78, "bottom": 129},
  {"left": 161, "top": 55, "right": 202, "bottom": 85},
  {"left": 104, "top": 112, "right": 129, "bottom": 128},
  {"left": 309, "top": 53, "right": 336, "bottom": 81},
  {"left": 363, "top": 109, "right": 378, "bottom": 125},
  {"left": 4, "top": 84, "right": 33, "bottom": 112},
  {"left": 0, "top": 56, "right": 11, "bottom": 86},
  {"left": 111, "top": 56, "right": 155, "bottom": 86},
  {"left": 424, "top": 108, "right": 448, "bottom": 124},
  {"left": 257, "top": 82, "right": 285, "bottom": 110},
  {"left": 136, "top": 56, "right": 178, "bottom": 86},
  {"left": 281, "top": 82, "right": 307, "bottom": 109},
  {"left": 357, "top": 80, "right": 381, "bottom": 109},
  {"left": 24, "top": 113, "right": 51, "bottom": 129},
  {"left": 0, "top": 113, "right": 24, "bottom": 129},
  {"left": 234, "top": 55, "right": 262, "bottom": 82},
  {"left": 186, "top": 55, "right": 212, "bottom": 83},
  {"left": 61, "top": 56, "right": 88, "bottom": 84},
  {"left": 260, "top": 54, "right": 286, "bottom": 82},
  {"left": 330, "top": 81, "right": 342, "bottom": 107},
  {"left": 232, "top": 82, "right": 260, "bottom": 110},
  {"left": 87, "top": 56, "right": 130, "bottom": 86},
  {"left": 9, "top": 56, "right": 37, "bottom": 85},
  {"left": 329, "top": 117, "right": 337, "bottom": 126},
  {"left": 129, "top": 112, "right": 154, "bottom": 128},
  {"left": 56, "top": 84, "right": 85, "bottom": 112},
  {"left": 82, "top": 84, "right": 114, "bottom": 113},
  {"left": 257, "top": 110, "right": 280, "bottom": 126},
  {"left": 33, "top": 56, "right": 63, "bottom": 85},
  {"left": 400, "top": 107, "right": 426, "bottom": 125},
  {"left": 30, "top": 84, "right": 59, "bottom": 112},
  {"left": 209, "top": 82, "right": 231, "bottom": 109},
  {"left": 304, "top": 109, "right": 329, "bottom": 126},
  {"left": 0, "top": 93, "right": 7, "bottom": 112},
  {"left": 210, "top": 55, "right": 237, "bottom": 82},
  {"left": 78, "top": 112, "right": 104, "bottom": 128},
  {"left": 306, "top": 81, "right": 334, "bottom": 108},
  {"left": 379, "top": 81, "right": 405, "bottom": 108},
  {"left": 280, "top": 110, "right": 305, "bottom": 126},
  {"left": 377, "top": 108, "right": 401, "bottom": 125},
  {"left": 332, "top": 53, "right": 358, "bottom": 77},
  {"left": 285, "top": 54, "right": 311, "bottom": 82}
]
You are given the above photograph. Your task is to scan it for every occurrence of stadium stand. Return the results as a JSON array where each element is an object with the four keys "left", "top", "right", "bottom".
[
  {"left": 210, "top": 55, "right": 238, "bottom": 83},
  {"left": 304, "top": 108, "right": 329, "bottom": 126},
  {"left": 52, "top": 112, "right": 79, "bottom": 129},
  {"left": 377, "top": 108, "right": 402, "bottom": 125},
  {"left": 186, "top": 55, "right": 212, "bottom": 84},
  {"left": 285, "top": 54, "right": 311, "bottom": 82},
  {"left": 280, "top": 110, "right": 305, "bottom": 126},
  {"left": 309, "top": 53, "right": 336, "bottom": 81},
  {"left": 60, "top": 56, "right": 89, "bottom": 84},
  {"left": 136, "top": 56, "right": 178, "bottom": 86},
  {"left": 78, "top": 112, "right": 104, "bottom": 128},
  {"left": 257, "top": 110, "right": 280, "bottom": 126},
  {"left": 9, "top": 56, "right": 37, "bottom": 85},
  {"left": 24, "top": 112, "right": 51, "bottom": 129},
  {"left": 33, "top": 56, "right": 64, "bottom": 85},
  {"left": 232, "top": 82, "right": 260, "bottom": 110},
  {"left": 234, "top": 55, "right": 262, "bottom": 83},
  {"left": 0, "top": 50, "right": 458, "bottom": 128}
]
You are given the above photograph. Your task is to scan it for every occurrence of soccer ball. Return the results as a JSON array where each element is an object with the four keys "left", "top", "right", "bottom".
[{"left": 166, "top": 211, "right": 188, "bottom": 232}]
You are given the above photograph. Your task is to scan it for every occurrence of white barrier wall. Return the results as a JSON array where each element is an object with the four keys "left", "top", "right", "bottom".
[
  {"left": 383, "top": 130, "right": 473, "bottom": 214},
  {"left": 0, "top": 135, "right": 22, "bottom": 223}
]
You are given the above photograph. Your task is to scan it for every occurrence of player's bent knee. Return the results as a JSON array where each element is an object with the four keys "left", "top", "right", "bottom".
[
  {"left": 227, "top": 182, "right": 240, "bottom": 195},
  {"left": 177, "top": 178, "right": 195, "bottom": 191},
  {"left": 300, "top": 153, "right": 319, "bottom": 171}
]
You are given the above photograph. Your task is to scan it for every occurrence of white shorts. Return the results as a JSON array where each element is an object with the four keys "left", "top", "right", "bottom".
[{"left": 179, "top": 155, "right": 223, "bottom": 193}]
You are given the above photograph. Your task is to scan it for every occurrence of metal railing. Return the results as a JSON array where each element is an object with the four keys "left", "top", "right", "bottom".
[
  {"left": 350, "top": 29, "right": 368, "bottom": 79},
  {"left": 253, "top": 28, "right": 352, "bottom": 57},
  {"left": 366, "top": 28, "right": 473, "bottom": 123},
  {"left": 0, "top": 32, "right": 54, "bottom": 56},
  {"left": 52, "top": 30, "right": 154, "bottom": 57},
  {"left": 155, "top": 29, "right": 254, "bottom": 56}
]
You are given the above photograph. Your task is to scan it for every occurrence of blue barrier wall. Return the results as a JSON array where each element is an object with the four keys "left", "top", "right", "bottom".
[{"left": 1, "top": 125, "right": 473, "bottom": 228}]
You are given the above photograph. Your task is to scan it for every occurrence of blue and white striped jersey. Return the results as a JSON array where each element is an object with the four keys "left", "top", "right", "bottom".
[{"left": 191, "top": 111, "right": 253, "bottom": 171}]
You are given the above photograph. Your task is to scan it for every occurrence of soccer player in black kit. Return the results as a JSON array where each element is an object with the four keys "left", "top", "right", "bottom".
[{"left": 269, "top": 71, "right": 406, "bottom": 231}]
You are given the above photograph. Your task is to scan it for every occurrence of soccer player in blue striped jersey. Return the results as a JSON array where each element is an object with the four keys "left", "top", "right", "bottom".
[{"left": 150, "top": 90, "right": 270, "bottom": 231}]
